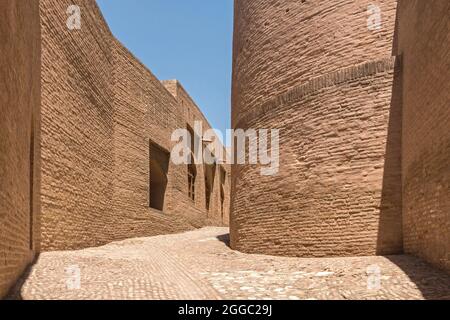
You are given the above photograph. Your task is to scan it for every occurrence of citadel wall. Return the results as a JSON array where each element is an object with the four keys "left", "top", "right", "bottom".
[
  {"left": 231, "top": 0, "right": 403, "bottom": 257},
  {"left": 231, "top": 0, "right": 449, "bottom": 274},
  {"left": 0, "top": 0, "right": 41, "bottom": 298},
  {"left": 0, "top": 0, "right": 230, "bottom": 297},
  {"left": 38, "top": 0, "right": 229, "bottom": 252},
  {"left": 39, "top": 0, "right": 116, "bottom": 250},
  {"left": 1, "top": 0, "right": 448, "bottom": 300},
  {"left": 396, "top": 0, "right": 450, "bottom": 273},
  {"left": 162, "top": 80, "right": 231, "bottom": 224}
]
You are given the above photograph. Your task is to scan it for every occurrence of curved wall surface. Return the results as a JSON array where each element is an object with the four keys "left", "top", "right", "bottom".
[{"left": 231, "top": 0, "right": 403, "bottom": 257}]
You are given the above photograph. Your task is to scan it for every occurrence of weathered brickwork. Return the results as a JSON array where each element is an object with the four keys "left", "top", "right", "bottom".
[
  {"left": 231, "top": 58, "right": 403, "bottom": 257},
  {"left": 231, "top": 0, "right": 398, "bottom": 126},
  {"left": 231, "top": 0, "right": 402, "bottom": 257},
  {"left": 1, "top": 0, "right": 230, "bottom": 296},
  {"left": 0, "top": 0, "right": 41, "bottom": 298},
  {"left": 396, "top": 0, "right": 450, "bottom": 273},
  {"left": 1, "top": 0, "right": 448, "bottom": 300},
  {"left": 38, "top": 0, "right": 229, "bottom": 252},
  {"left": 162, "top": 80, "right": 231, "bottom": 224},
  {"left": 0, "top": 0, "right": 230, "bottom": 296},
  {"left": 39, "top": 0, "right": 116, "bottom": 251},
  {"left": 231, "top": 0, "right": 449, "bottom": 273}
]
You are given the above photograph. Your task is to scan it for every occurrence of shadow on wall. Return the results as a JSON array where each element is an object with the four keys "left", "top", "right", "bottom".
[
  {"left": 376, "top": 67, "right": 403, "bottom": 254},
  {"left": 376, "top": 5, "right": 403, "bottom": 256},
  {"left": 204, "top": 161, "right": 217, "bottom": 213},
  {"left": 378, "top": 1, "right": 450, "bottom": 300}
]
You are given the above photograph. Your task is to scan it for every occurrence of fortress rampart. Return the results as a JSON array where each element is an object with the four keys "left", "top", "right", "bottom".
[
  {"left": 0, "top": 0, "right": 41, "bottom": 298},
  {"left": 396, "top": 0, "right": 450, "bottom": 273},
  {"left": 38, "top": 0, "right": 229, "bottom": 251},
  {"left": 0, "top": 0, "right": 230, "bottom": 297},
  {"left": 231, "top": 0, "right": 449, "bottom": 273},
  {"left": 231, "top": 0, "right": 402, "bottom": 257},
  {"left": 0, "top": 0, "right": 448, "bottom": 300}
]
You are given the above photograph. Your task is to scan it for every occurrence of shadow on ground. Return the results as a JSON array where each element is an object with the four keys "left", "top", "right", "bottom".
[
  {"left": 216, "top": 233, "right": 231, "bottom": 248},
  {"left": 5, "top": 254, "right": 41, "bottom": 300},
  {"left": 385, "top": 255, "right": 450, "bottom": 300}
]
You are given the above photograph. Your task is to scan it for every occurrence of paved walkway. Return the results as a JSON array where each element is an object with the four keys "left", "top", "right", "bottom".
[{"left": 10, "top": 228, "right": 450, "bottom": 300}]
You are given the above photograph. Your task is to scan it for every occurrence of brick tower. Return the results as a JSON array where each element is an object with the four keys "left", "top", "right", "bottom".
[{"left": 230, "top": 0, "right": 403, "bottom": 257}]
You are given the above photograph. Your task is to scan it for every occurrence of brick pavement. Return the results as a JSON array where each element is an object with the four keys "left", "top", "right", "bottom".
[{"left": 9, "top": 228, "right": 450, "bottom": 300}]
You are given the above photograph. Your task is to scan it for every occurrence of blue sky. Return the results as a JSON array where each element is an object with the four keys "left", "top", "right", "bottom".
[{"left": 97, "top": 0, "right": 234, "bottom": 140}]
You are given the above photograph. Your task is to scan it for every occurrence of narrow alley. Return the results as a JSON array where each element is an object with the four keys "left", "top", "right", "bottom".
[{"left": 9, "top": 228, "right": 450, "bottom": 300}]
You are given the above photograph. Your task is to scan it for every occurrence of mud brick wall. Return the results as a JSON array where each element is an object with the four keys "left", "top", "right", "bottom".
[
  {"left": 231, "top": 0, "right": 399, "bottom": 126},
  {"left": 162, "top": 80, "right": 231, "bottom": 225},
  {"left": 39, "top": 0, "right": 116, "bottom": 250},
  {"left": 112, "top": 43, "right": 226, "bottom": 237},
  {"left": 231, "top": 0, "right": 403, "bottom": 257},
  {"left": 38, "top": 0, "right": 229, "bottom": 251},
  {"left": 0, "top": 0, "right": 41, "bottom": 298},
  {"left": 396, "top": 0, "right": 450, "bottom": 273}
]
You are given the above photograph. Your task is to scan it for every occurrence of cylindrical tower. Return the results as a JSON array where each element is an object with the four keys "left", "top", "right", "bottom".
[{"left": 231, "top": 0, "right": 403, "bottom": 257}]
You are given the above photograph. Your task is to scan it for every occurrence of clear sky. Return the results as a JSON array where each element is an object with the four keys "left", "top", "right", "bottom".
[{"left": 97, "top": 0, "right": 234, "bottom": 141}]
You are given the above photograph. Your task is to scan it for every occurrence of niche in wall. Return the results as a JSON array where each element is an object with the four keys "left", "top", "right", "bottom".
[{"left": 149, "top": 141, "right": 170, "bottom": 211}]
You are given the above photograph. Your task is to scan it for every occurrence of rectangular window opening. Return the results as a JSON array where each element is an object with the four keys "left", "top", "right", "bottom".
[{"left": 149, "top": 141, "right": 170, "bottom": 211}]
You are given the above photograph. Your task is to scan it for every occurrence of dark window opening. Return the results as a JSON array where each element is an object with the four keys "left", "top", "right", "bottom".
[
  {"left": 204, "top": 159, "right": 216, "bottom": 212},
  {"left": 220, "top": 187, "right": 225, "bottom": 218},
  {"left": 149, "top": 141, "right": 170, "bottom": 211},
  {"left": 187, "top": 124, "right": 201, "bottom": 156},
  {"left": 220, "top": 167, "right": 226, "bottom": 218},
  {"left": 187, "top": 125, "right": 195, "bottom": 153},
  {"left": 187, "top": 124, "right": 199, "bottom": 202},
  {"left": 188, "top": 161, "right": 197, "bottom": 201}
]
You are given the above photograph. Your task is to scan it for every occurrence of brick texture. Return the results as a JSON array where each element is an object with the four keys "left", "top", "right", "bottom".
[
  {"left": 1, "top": 1, "right": 230, "bottom": 296},
  {"left": 39, "top": 0, "right": 116, "bottom": 251},
  {"left": 396, "top": 0, "right": 450, "bottom": 273},
  {"left": 230, "top": 0, "right": 404, "bottom": 257},
  {"left": 1, "top": 0, "right": 448, "bottom": 300},
  {"left": 38, "top": 0, "right": 230, "bottom": 251},
  {"left": 0, "top": 0, "right": 41, "bottom": 298},
  {"left": 161, "top": 80, "right": 231, "bottom": 224},
  {"left": 231, "top": 0, "right": 399, "bottom": 126},
  {"left": 231, "top": 0, "right": 449, "bottom": 273}
]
